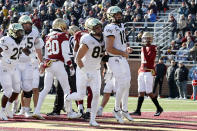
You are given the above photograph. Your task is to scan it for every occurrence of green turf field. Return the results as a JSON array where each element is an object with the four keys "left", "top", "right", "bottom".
[
  {"left": 27, "top": 94, "right": 197, "bottom": 113},
  {"left": 0, "top": 93, "right": 197, "bottom": 114}
]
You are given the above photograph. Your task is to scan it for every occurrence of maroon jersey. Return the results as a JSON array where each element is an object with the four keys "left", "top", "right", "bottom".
[
  {"left": 138, "top": 44, "right": 157, "bottom": 73},
  {"left": 74, "top": 30, "right": 88, "bottom": 44},
  {"left": 45, "top": 32, "right": 69, "bottom": 62}
]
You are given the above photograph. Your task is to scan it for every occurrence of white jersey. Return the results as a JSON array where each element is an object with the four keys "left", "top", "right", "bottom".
[
  {"left": 0, "top": 36, "right": 25, "bottom": 68},
  {"left": 79, "top": 34, "right": 105, "bottom": 71},
  {"left": 19, "top": 28, "right": 43, "bottom": 63},
  {"left": 104, "top": 23, "right": 127, "bottom": 56}
]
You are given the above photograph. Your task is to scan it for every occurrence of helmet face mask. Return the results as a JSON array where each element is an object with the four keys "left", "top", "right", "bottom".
[
  {"left": 107, "top": 6, "right": 123, "bottom": 24},
  {"left": 142, "top": 32, "right": 153, "bottom": 44},
  {"left": 86, "top": 18, "right": 102, "bottom": 36},
  {"left": 18, "top": 15, "right": 32, "bottom": 34},
  {"left": 52, "top": 18, "right": 67, "bottom": 32},
  {"left": 8, "top": 23, "right": 24, "bottom": 42}
]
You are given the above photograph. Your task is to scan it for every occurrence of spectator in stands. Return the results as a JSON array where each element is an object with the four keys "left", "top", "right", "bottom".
[
  {"left": 47, "top": 7, "right": 56, "bottom": 25},
  {"left": 117, "top": 0, "right": 126, "bottom": 9},
  {"left": 141, "top": 4, "right": 148, "bottom": 14},
  {"left": 32, "top": 14, "right": 42, "bottom": 31},
  {"left": 165, "top": 40, "right": 178, "bottom": 61},
  {"left": 55, "top": 8, "right": 63, "bottom": 18},
  {"left": 24, "top": 1, "right": 33, "bottom": 14},
  {"left": 133, "top": 3, "right": 143, "bottom": 18},
  {"left": 16, "top": 1, "right": 25, "bottom": 13},
  {"left": 175, "top": 61, "right": 189, "bottom": 99},
  {"left": 39, "top": 1, "right": 48, "bottom": 13},
  {"left": 194, "top": 31, "right": 197, "bottom": 42},
  {"left": 187, "top": 14, "right": 196, "bottom": 33},
  {"left": 189, "top": 64, "right": 197, "bottom": 101},
  {"left": 168, "top": 14, "right": 177, "bottom": 40},
  {"left": 178, "top": 2, "right": 189, "bottom": 17},
  {"left": 175, "top": 33, "right": 183, "bottom": 48},
  {"left": 39, "top": 10, "right": 48, "bottom": 23},
  {"left": 178, "top": 15, "right": 187, "bottom": 36},
  {"left": 176, "top": 42, "right": 189, "bottom": 61},
  {"left": 143, "top": 14, "right": 150, "bottom": 31},
  {"left": 166, "top": 60, "right": 179, "bottom": 98},
  {"left": 162, "top": 0, "right": 169, "bottom": 13},
  {"left": 148, "top": 0, "right": 157, "bottom": 14},
  {"left": 148, "top": 9, "right": 157, "bottom": 22},
  {"left": 186, "top": 36, "right": 195, "bottom": 49},
  {"left": 185, "top": 0, "right": 197, "bottom": 18},
  {"left": 136, "top": 30, "right": 143, "bottom": 43},
  {"left": 153, "top": 57, "right": 167, "bottom": 98},
  {"left": 182, "top": 31, "right": 195, "bottom": 43},
  {"left": 189, "top": 42, "right": 197, "bottom": 61},
  {"left": 155, "top": 0, "right": 162, "bottom": 13},
  {"left": 169, "top": 0, "right": 178, "bottom": 4},
  {"left": 5, "top": 0, "right": 11, "bottom": 10}
]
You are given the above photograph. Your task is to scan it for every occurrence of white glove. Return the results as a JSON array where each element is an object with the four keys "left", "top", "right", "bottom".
[{"left": 70, "top": 68, "right": 75, "bottom": 76}]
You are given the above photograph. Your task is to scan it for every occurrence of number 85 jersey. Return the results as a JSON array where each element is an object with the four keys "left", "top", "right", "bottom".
[{"left": 79, "top": 34, "right": 105, "bottom": 71}]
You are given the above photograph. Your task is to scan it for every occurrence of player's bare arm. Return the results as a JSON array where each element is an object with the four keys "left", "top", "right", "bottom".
[
  {"left": 106, "top": 35, "right": 129, "bottom": 58},
  {"left": 76, "top": 44, "right": 88, "bottom": 69}
]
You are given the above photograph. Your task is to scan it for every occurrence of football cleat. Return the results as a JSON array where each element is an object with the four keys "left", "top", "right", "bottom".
[
  {"left": 113, "top": 109, "right": 124, "bottom": 124},
  {"left": 97, "top": 107, "right": 103, "bottom": 116},
  {"left": 122, "top": 111, "right": 133, "bottom": 121},
  {"left": 154, "top": 108, "right": 163, "bottom": 116},
  {"left": 89, "top": 120, "right": 100, "bottom": 127},
  {"left": 130, "top": 110, "right": 141, "bottom": 116},
  {"left": 0, "top": 110, "right": 8, "bottom": 120},
  {"left": 32, "top": 114, "right": 45, "bottom": 120},
  {"left": 67, "top": 112, "right": 82, "bottom": 119},
  {"left": 83, "top": 112, "right": 90, "bottom": 119}
]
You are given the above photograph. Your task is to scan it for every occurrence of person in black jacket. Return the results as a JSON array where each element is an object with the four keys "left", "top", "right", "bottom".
[
  {"left": 166, "top": 60, "right": 179, "bottom": 98},
  {"left": 174, "top": 61, "right": 189, "bottom": 99},
  {"left": 153, "top": 57, "right": 167, "bottom": 97}
]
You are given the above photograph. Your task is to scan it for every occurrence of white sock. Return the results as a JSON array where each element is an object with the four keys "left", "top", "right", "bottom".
[
  {"left": 6, "top": 102, "right": 11, "bottom": 108},
  {"left": 78, "top": 104, "right": 83, "bottom": 110},
  {"left": 24, "top": 107, "right": 29, "bottom": 113},
  {"left": 90, "top": 94, "right": 99, "bottom": 121},
  {"left": 99, "top": 106, "right": 103, "bottom": 110},
  {"left": 21, "top": 107, "right": 25, "bottom": 111},
  {"left": 86, "top": 108, "right": 91, "bottom": 113}
]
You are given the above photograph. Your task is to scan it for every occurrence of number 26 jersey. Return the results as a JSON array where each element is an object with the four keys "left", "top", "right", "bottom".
[
  {"left": 0, "top": 36, "right": 25, "bottom": 68},
  {"left": 79, "top": 34, "right": 105, "bottom": 71}
]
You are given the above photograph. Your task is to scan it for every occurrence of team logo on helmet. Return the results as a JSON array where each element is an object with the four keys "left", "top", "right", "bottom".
[
  {"left": 52, "top": 18, "right": 67, "bottom": 31},
  {"left": 18, "top": 15, "right": 32, "bottom": 24},
  {"left": 8, "top": 23, "right": 24, "bottom": 39},
  {"left": 106, "top": 6, "right": 122, "bottom": 23},
  {"left": 86, "top": 18, "right": 102, "bottom": 34}
]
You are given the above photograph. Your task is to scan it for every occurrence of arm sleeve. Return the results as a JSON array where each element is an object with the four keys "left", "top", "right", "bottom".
[
  {"left": 0, "top": 38, "right": 8, "bottom": 50},
  {"left": 61, "top": 41, "right": 72, "bottom": 65},
  {"left": 104, "top": 25, "right": 116, "bottom": 37},
  {"left": 35, "top": 37, "right": 44, "bottom": 49}
]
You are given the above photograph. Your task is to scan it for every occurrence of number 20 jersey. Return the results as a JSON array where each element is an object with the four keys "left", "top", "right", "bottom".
[
  {"left": 79, "top": 34, "right": 105, "bottom": 71},
  {"left": 104, "top": 23, "right": 127, "bottom": 56},
  {"left": 0, "top": 36, "right": 25, "bottom": 68}
]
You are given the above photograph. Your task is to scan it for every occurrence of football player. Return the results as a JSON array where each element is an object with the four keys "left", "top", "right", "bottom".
[
  {"left": 65, "top": 18, "right": 105, "bottom": 126},
  {"left": 0, "top": 23, "right": 26, "bottom": 120},
  {"left": 32, "top": 18, "right": 80, "bottom": 119},
  {"left": 16, "top": 15, "right": 44, "bottom": 118},
  {"left": 130, "top": 32, "right": 163, "bottom": 116},
  {"left": 69, "top": 23, "right": 93, "bottom": 119},
  {"left": 104, "top": 6, "right": 133, "bottom": 123}
]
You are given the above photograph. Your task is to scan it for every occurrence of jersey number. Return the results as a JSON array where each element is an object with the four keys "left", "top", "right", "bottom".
[
  {"left": 92, "top": 45, "right": 105, "bottom": 58},
  {"left": 10, "top": 47, "right": 23, "bottom": 60},
  {"left": 47, "top": 40, "right": 60, "bottom": 55},
  {"left": 120, "top": 30, "right": 126, "bottom": 45},
  {"left": 27, "top": 37, "right": 33, "bottom": 48}
]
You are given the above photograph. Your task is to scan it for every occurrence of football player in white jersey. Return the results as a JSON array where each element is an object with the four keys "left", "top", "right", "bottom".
[
  {"left": 65, "top": 18, "right": 105, "bottom": 126},
  {"left": 32, "top": 18, "right": 80, "bottom": 120},
  {"left": 0, "top": 23, "right": 26, "bottom": 120},
  {"left": 16, "top": 15, "right": 44, "bottom": 118},
  {"left": 104, "top": 6, "right": 133, "bottom": 123}
]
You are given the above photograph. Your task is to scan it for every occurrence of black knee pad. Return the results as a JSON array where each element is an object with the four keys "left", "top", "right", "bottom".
[{"left": 23, "top": 90, "right": 33, "bottom": 98}]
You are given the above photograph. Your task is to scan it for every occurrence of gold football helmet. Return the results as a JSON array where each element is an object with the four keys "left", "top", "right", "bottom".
[
  {"left": 142, "top": 32, "right": 153, "bottom": 44},
  {"left": 52, "top": 18, "right": 67, "bottom": 31}
]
